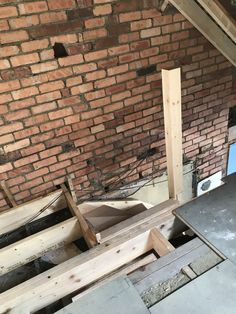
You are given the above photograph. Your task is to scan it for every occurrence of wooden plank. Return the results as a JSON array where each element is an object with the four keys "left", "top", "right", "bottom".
[
  {"left": 150, "top": 228, "right": 175, "bottom": 256},
  {"left": 0, "top": 180, "right": 17, "bottom": 207},
  {"left": 0, "top": 217, "right": 81, "bottom": 275},
  {"left": 72, "top": 254, "right": 157, "bottom": 302},
  {"left": 61, "top": 184, "right": 97, "bottom": 248},
  {"left": 161, "top": 0, "right": 169, "bottom": 12},
  {"left": 168, "top": 0, "right": 236, "bottom": 66},
  {"left": 0, "top": 190, "right": 66, "bottom": 236},
  {"left": 196, "top": 0, "right": 236, "bottom": 43},
  {"left": 0, "top": 213, "right": 169, "bottom": 313},
  {"left": 99, "top": 199, "right": 180, "bottom": 243},
  {"left": 162, "top": 68, "right": 183, "bottom": 201}
]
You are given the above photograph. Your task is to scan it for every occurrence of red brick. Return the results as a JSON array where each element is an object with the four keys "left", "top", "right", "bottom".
[
  {"left": 10, "top": 53, "right": 39, "bottom": 67},
  {"left": 39, "top": 146, "right": 62, "bottom": 159},
  {"left": 48, "top": 0, "right": 76, "bottom": 9},
  {"left": 0, "top": 59, "right": 10, "bottom": 70},
  {"left": 34, "top": 156, "right": 57, "bottom": 170},
  {"left": 31, "top": 61, "right": 58, "bottom": 74},
  {"left": 0, "top": 122, "right": 23, "bottom": 135},
  {"left": 5, "top": 109, "right": 30, "bottom": 122},
  {"left": 85, "top": 70, "right": 106, "bottom": 81},
  {"left": 141, "top": 27, "right": 161, "bottom": 38},
  {"left": 12, "top": 86, "right": 39, "bottom": 100},
  {"left": 21, "top": 39, "right": 49, "bottom": 52},
  {"left": 0, "top": 6, "right": 17, "bottom": 18},
  {"left": 0, "top": 19, "right": 8, "bottom": 31},
  {"left": 131, "top": 19, "right": 152, "bottom": 31},
  {"left": 50, "top": 34, "right": 77, "bottom": 45},
  {"left": 0, "top": 46, "right": 19, "bottom": 57},
  {"left": 49, "top": 108, "right": 73, "bottom": 120},
  {"left": 0, "top": 80, "right": 20, "bottom": 93},
  {"left": 84, "top": 49, "right": 108, "bottom": 62},
  {"left": 90, "top": 96, "right": 110, "bottom": 108},
  {"left": 0, "top": 30, "right": 28, "bottom": 44},
  {"left": 19, "top": 1, "right": 48, "bottom": 14},
  {"left": 71, "top": 82, "right": 93, "bottom": 95},
  {"left": 39, "top": 80, "right": 64, "bottom": 93},
  {"left": 108, "top": 44, "right": 130, "bottom": 56},
  {"left": 36, "top": 91, "right": 61, "bottom": 103},
  {"left": 3, "top": 138, "right": 30, "bottom": 153},
  {"left": 66, "top": 76, "right": 83, "bottom": 87},
  {"left": 73, "top": 62, "right": 97, "bottom": 74},
  {"left": 14, "top": 126, "right": 40, "bottom": 140},
  {"left": 9, "top": 15, "right": 39, "bottom": 29},
  {"left": 119, "top": 32, "right": 140, "bottom": 44},
  {"left": 24, "top": 113, "right": 48, "bottom": 127},
  {"left": 108, "top": 64, "right": 128, "bottom": 76},
  {"left": 9, "top": 98, "right": 35, "bottom": 111},
  {"left": 58, "top": 54, "right": 83, "bottom": 67},
  {"left": 85, "top": 17, "right": 105, "bottom": 29},
  {"left": 111, "top": 90, "right": 131, "bottom": 102},
  {"left": 95, "top": 77, "right": 115, "bottom": 89},
  {"left": 40, "top": 119, "right": 64, "bottom": 132},
  {"left": 0, "top": 134, "right": 14, "bottom": 145},
  {"left": 0, "top": 163, "right": 13, "bottom": 174},
  {"left": 49, "top": 160, "right": 71, "bottom": 172},
  {"left": 31, "top": 131, "right": 54, "bottom": 144},
  {"left": 119, "top": 11, "right": 141, "bottom": 22},
  {"left": 47, "top": 68, "right": 73, "bottom": 81},
  {"left": 85, "top": 89, "right": 106, "bottom": 101},
  {"left": 39, "top": 11, "right": 67, "bottom": 24},
  {"left": 26, "top": 168, "right": 49, "bottom": 180},
  {"left": 83, "top": 28, "right": 107, "bottom": 41},
  {"left": 93, "top": 4, "right": 112, "bottom": 16}
]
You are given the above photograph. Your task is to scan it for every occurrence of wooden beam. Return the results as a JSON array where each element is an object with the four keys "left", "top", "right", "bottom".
[
  {"left": 162, "top": 68, "right": 183, "bottom": 201},
  {"left": 196, "top": 0, "right": 236, "bottom": 43},
  {"left": 99, "top": 199, "right": 180, "bottom": 243},
  {"left": 0, "top": 215, "right": 159, "bottom": 313},
  {"left": 168, "top": 0, "right": 236, "bottom": 66},
  {"left": 150, "top": 227, "right": 175, "bottom": 256},
  {"left": 72, "top": 253, "right": 157, "bottom": 302},
  {"left": 0, "top": 180, "right": 17, "bottom": 207},
  {"left": 0, "top": 217, "right": 81, "bottom": 275},
  {"left": 61, "top": 184, "right": 97, "bottom": 248},
  {"left": 160, "top": 0, "right": 169, "bottom": 12},
  {"left": 0, "top": 190, "right": 66, "bottom": 236}
]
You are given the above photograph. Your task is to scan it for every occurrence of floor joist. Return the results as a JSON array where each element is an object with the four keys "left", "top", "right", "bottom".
[
  {"left": 0, "top": 217, "right": 81, "bottom": 276},
  {"left": 0, "top": 213, "right": 174, "bottom": 313}
]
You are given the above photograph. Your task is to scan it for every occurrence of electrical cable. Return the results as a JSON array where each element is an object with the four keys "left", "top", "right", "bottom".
[{"left": 0, "top": 192, "right": 63, "bottom": 240}]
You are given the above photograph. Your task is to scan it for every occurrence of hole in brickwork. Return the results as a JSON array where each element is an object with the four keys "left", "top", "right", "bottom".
[
  {"left": 228, "top": 107, "right": 236, "bottom": 128},
  {"left": 53, "top": 42, "right": 68, "bottom": 59},
  {"left": 137, "top": 147, "right": 157, "bottom": 160},
  {"left": 137, "top": 65, "right": 156, "bottom": 77}
]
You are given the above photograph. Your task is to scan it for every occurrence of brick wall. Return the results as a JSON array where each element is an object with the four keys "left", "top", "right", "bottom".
[{"left": 0, "top": 0, "right": 235, "bottom": 210}]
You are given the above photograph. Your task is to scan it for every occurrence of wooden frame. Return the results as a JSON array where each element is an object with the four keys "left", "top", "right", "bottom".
[
  {"left": 168, "top": 0, "right": 236, "bottom": 66},
  {"left": 162, "top": 68, "right": 183, "bottom": 201},
  {"left": 0, "top": 193, "right": 181, "bottom": 313},
  {"left": 196, "top": 0, "right": 236, "bottom": 43}
]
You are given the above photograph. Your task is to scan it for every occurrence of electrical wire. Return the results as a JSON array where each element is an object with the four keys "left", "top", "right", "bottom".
[{"left": 0, "top": 192, "right": 63, "bottom": 240}]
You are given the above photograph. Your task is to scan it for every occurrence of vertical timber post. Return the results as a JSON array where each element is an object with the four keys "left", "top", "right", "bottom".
[{"left": 162, "top": 68, "right": 183, "bottom": 201}]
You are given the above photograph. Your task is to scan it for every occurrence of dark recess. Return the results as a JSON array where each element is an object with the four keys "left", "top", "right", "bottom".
[
  {"left": 53, "top": 43, "right": 68, "bottom": 59},
  {"left": 137, "top": 65, "right": 156, "bottom": 77}
]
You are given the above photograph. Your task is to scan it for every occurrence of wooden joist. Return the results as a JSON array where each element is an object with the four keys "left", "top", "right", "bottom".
[
  {"left": 168, "top": 0, "right": 236, "bottom": 66},
  {"left": 61, "top": 184, "right": 97, "bottom": 248},
  {"left": 0, "top": 180, "right": 17, "bottom": 207},
  {"left": 0, "top": 190, "right": 66, "bottom": 236},
  {"left": 151, "top": 227, "right": 175, "bottom": 256},
  {"left": 196, "top": 0, "right": 236, "bottom": 43},
  {"left": 0, "top": 217, "right": 81, "bottom": 275},
  {"left": 162, "top": 68, "right": 183, "bottom": 201},
  {"left": 0, "top": 210, "right": 175, "bottom": 313}
]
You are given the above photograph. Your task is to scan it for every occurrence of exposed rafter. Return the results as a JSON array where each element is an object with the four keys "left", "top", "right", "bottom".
[{"left": 168, "top": 0, "right": 236, "bottom": 66}]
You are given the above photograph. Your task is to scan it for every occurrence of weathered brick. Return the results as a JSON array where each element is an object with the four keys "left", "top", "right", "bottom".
[
  {"left": 21, "top": 39, "right": 49, "bottom": 52},
  {"left": 85, "top": 17, "right": 105, "bottom": 29},
  {"left": 48, "top": 0, "right": 75, "bottom": 10},
  {"left": 93, "top": 4, "right": 112, "bottom": 16},
  {"left": 4, "top": 139, "right": 30, "bottom": 153},
  {"left": 0, "top": 6, "right": 17, "bottom": 18},
  {"left": 10, "top": 53, "right": 40, "bottom": 67},
  {"left": 58, "top": 54, "right": 84, "bottom": 67},
  {"left": 39, "top": 80, "right": 64, "bottom": 93},
  {"left": 39, "top": 11, "right": 67, "bottom": 24},
  {"left": 0, "top": 46, "right": 19, "bottom": 57},
  {"left": 83, "top": 28, "right": 107, "bottom": 41},
  {"left": 0, "top": 80, "right": 20, "bottom": 93},
  {"left": 119, "top": 11, "right": 141, "bottom": 22},
  {"left": 31, "top": 61, "right": 58, "bottom": 74},
  {"left": 48, "top": 108, "right": 73, "bottom": 120},
  {"left": 9, "top": 15, "right": 39, "bottom": 29},
  {"left": 12, "top": 86, "right": 39, "bottom": 100},
  {"left": 0, "top": 30, "right": 28, "bottom": 44}
]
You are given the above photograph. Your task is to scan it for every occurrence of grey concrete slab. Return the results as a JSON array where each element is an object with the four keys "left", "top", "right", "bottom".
[
  {"left": 56, "top": 276, "right": 149, "bottom": 314},
  {"left": 174, "top": 173, "right": 236, "bottom": 263},
  {"left": 150, "top": 260, "right": 236, "bottom": 314}
]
